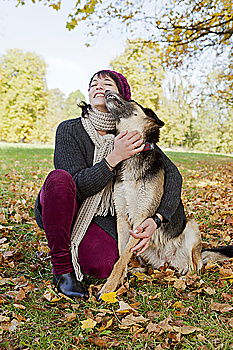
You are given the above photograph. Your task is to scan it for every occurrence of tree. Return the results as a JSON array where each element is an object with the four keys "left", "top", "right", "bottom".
[
  {"left": 0, "top": 49, "right": 48, "bottom": 142},
  {"left": 16, "top": 0, "right": 233, "bottom": 103},
  {"left": 111, "top": 39, "right": 165, "bottom": 111},
  {"left": 62, "top": 89, "right": 85, "bottom": 120},
  {"left": 40, "top": 88, "right": 65, "bottom": 142}
]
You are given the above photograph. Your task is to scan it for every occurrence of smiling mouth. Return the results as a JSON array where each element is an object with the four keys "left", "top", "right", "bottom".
[{"left": 94, "top": 93, "right": 105, "bottom": 98}]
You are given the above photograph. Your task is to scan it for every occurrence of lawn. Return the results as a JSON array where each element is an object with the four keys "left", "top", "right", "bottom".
[{"left": 0, "top": 145, "right": 232, "bottom": 349}]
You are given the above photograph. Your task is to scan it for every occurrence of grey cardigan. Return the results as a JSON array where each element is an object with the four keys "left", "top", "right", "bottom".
[{"left": 34, "top": 117, "right": 185, "bottom": 240}]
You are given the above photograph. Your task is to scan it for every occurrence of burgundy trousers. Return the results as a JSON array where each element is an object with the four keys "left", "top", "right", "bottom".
[{"left": 39, "top": 169, "right": 119, "bottom": 278}]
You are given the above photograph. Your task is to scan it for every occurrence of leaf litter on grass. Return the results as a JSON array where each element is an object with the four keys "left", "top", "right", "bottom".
[{"left": 0, "top": 147, "right": 233, "bottom": 349}]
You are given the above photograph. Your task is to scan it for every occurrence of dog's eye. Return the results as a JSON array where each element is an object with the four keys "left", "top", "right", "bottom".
[{"left": 134, "top": 113, "right": 138, "bottom": 116}]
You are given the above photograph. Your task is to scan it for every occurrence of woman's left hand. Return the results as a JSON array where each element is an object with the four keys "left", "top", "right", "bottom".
[{"left": 130, "top": 218, "right": 157, "bottom": 255}]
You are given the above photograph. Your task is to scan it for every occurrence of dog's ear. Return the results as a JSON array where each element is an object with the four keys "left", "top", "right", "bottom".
[{"left": 143, "top": 107, "right": 164, "bottom": 128}]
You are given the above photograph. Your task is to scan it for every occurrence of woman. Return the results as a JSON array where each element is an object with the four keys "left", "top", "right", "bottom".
[{"left": 35, "top": 70, "right": 183, "bottom": 299}]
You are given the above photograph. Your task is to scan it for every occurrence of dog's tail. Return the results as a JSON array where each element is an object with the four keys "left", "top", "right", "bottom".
[{"left": 201, "top": 245, "right": 233, "bottom": 264}]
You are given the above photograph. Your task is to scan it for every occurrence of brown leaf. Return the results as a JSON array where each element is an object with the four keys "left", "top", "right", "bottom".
[
  {"left": 219, "top": 268, "right": 233, "bottom": 277},
  {"left": 173, "top": 325, "right": 202, "bottom": 334},
  {"left": 167, "top": 331, "right": 181, "bottom": 343},
  {"left": 13, "top": 304, "right": 26, "bottom": 310},
  {"left": 146, "top": 321, "right": 160, "bottom": 333},
  {"left": 224, "top": 216, "right": 233, "bottom": 224},
  {"left": 210, "top": 302, "right": 233, "bottom": 313},
  {"left": 15, "top": 289, "right": 26, "bottom": 302},
  {"left": 98, "top": 318, "right": 113, "bottom": 331},
  {"left": 65, "top": 312, "right": 77, "bottom": 322},
  {"left": 158, "top": 315, "right": 174, "bottom": 333},
  {"left": 88, "top": 336, "right": 119, "bottom": 347},
  {"left": 173, "top": 279, "right": 186, "bottom": 290},
  {"left": 221, "top": 292, "right": 233, "bottom": 303},
  {"left": 147, "top": 310, "right": 161, "bottom": 320},
  {"left": 120, "top": 314, "right": 149, "bottom": 328}
]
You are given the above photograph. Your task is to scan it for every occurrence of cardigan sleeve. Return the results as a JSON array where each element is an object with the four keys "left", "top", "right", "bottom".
[
  {"left": 154, "top": 146, "right": 183, "bottom": 222},
  {"left": 54, "top": 120, "right": 115, "bottom": 202}
]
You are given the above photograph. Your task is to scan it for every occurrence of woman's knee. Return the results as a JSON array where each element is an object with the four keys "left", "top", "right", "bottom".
[
  {"left": 46, "top": 169, "right": 73, "bottom": 185},
  {"left": 43, "top": 169, "right": 76, "bottom": 192}
]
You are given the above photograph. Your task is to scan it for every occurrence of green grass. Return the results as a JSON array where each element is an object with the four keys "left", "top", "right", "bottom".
[{"left": 0, "top": 145, "right": 232, "bottom": 349}]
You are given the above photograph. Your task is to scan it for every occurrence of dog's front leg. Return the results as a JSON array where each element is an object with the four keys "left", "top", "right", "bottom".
[{"left": 99, "top": 236, "right": 138, "bottom": 296}]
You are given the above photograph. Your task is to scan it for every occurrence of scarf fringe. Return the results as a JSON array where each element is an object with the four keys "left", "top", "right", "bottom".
[{"left": 70, "top": 111, "right": 116, "bottom": 281}]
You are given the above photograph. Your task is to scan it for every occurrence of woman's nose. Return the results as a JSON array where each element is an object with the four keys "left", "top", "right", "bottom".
[{"left": 96, "top": 82, "right": 103, "bottom": 89}]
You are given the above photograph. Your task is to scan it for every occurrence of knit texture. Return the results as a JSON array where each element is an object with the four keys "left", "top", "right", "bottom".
[
  {"left": 70, "top": 111, "right": 115, "bottom": 281},
  {"left": 89, "top": 70, "right": 131, "bottom": 101},
  {"left": 34, "top": 117, "right": 185, "bottom": 278},
  {"left": 104, "top": 70, "right": 131, "bottom": 101}
]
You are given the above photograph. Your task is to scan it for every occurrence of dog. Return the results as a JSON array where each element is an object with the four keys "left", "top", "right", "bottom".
[{"left": 99, "top": 91, "right": 233, "bottom": 296}]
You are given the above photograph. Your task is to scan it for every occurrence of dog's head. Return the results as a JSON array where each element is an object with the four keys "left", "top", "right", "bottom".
[{"left": 105, "top": 91, "right": 164, "bottom": 143}]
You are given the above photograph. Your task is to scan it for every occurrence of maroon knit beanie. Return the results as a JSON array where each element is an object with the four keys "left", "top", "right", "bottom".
[{"left": 89, "top": 70, "right": 131, "bottom": 101}]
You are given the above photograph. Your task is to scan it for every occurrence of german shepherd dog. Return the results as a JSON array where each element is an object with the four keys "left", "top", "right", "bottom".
[{"left": 99, "top": 91, "right": 233, "bottom": 295}]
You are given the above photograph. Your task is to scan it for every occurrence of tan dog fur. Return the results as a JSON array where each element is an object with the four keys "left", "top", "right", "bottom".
[{"left": 99, "top": 99, "right": 203, "bottom": 296}]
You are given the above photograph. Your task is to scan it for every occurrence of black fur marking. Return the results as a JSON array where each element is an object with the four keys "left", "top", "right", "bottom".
[
  {"left": 202, "top": 245, "right": 233, "bottom": 258},
  {"left": 132, "top": 101, "right": 164, "bottom": 127}
]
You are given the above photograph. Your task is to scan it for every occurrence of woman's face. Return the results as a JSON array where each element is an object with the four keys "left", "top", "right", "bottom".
[{"left": 88, "top": 74, "right": 119, "bottom": 112}]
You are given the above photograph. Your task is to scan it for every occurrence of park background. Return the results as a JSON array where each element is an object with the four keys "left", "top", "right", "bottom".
[
  {"left": 0, "top": 1, "right": 233, "bottom": 349},
  {"left": 0, "top": 0, "right": 232, "bottom": 153}
]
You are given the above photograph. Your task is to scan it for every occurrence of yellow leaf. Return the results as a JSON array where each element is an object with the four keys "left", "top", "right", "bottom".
[
  {"left": 133, "top": 272, "right": 151, "bottom": 281},
  {"left": 81, "top": 318, "right": 97, "bottom": 330},
  {"left": 100, "top": 292, "right": 118, "bottom": 303},
  {"left": 172, "top": 301, "right": 184, "bottom": 309}
]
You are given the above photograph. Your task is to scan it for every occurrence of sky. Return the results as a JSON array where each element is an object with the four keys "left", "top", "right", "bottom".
[{"left": 0, "top": 1, "right": 127, "bottom": 98}]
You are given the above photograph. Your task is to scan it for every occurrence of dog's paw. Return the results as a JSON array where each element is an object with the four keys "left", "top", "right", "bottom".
[{"left": 98, "top": 282, "right": 117, "bottom": 300}]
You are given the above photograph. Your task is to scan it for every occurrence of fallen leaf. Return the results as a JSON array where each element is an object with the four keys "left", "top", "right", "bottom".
[
  {"left": 13, "top": 304, "right": 26, "bottom": 310},
  {"left": 98, "top": 318, "right": 113, "bottom": 331},
  {"left": 210, "top": 302, "right": 233, "bottom": 313},
  {"left": 221, "top": 292, "right": 233, "bottom": 303},
  {"left": 101, "top": 292, "right": 118, "bottom": 304},
  {"left": 173, "top": 279, "right": 186, "bottom": 290},
  {"left": 65, "top": 313, "right": 76, "bottom": 322},
  {"left": 15, "top": 289, "right": 26, "bottom": 302},
  {"left": 158, "top": 316, "right": 174, "bottom": 333},
  {"left": 133, "top": 272, "right": 151, "bottom": 281},
  {"left": 172, "top": 301, "right": 184, "bottom": 309},
  {"left": 120, "top": 314, "right": 149, "bottom": 328},
  {"left": 224, "top": 216, "right": 233, "bottom": 224},
  {"left": 173, "top": 325, "right": 202, "bottom": 334},
  {"left": 116, "top": 301, "right": 137, "bottom": 314},
  {"left": 43, "top": 289, "right": 62, "bottom": 302},
  {"left": 80, "top": 318, "right": 97, "bottom": 330},
  {"left": 87, "top": 336, "right": 119, "bottom": 347},
  {"left": 146, "top": 321, "right": 160, "bottom": 333}
]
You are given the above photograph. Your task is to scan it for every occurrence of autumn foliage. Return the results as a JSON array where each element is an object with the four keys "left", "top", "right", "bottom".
[{"left": 0, "top": 146, "right": 232, "bottom": 349}]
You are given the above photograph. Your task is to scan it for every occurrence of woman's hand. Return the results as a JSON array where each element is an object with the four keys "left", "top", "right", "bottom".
[
  {"left": 106, "top": 130, "right": 144, "bottom": 168},
  {"left": 130, "top": 218, "right": 158, "bottom": 255}
]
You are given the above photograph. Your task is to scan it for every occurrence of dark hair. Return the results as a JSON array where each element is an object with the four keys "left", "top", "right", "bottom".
[
  {"left": 78, "top": 70, "right": 128, "bottom": 117},
  {"left": 88, "top": 70, "right": 123, "bottom": 96}
]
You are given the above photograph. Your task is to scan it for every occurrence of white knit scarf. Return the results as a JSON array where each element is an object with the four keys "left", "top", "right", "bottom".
[{"left": 71, "top": 107, "right": 116, "bottom": 281}]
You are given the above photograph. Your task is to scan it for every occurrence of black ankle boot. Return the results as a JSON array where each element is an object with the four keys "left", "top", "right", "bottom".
[{"left": 53, "top": 272, "right": 89, "bottom": 299}]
